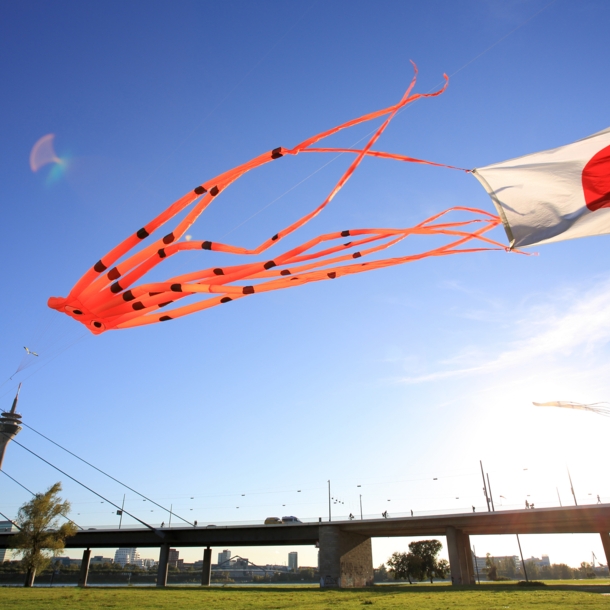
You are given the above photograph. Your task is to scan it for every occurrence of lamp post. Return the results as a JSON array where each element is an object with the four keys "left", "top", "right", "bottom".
[
  {"left": 359, "top": 495, "right": 363, "bottom": 520},
  {"left": 328, "top": 481, "right": 331, "bottom": 523}
]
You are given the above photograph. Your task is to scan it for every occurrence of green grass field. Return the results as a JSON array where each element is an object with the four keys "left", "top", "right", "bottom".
[{"left": 2, "top": 582, "right": 610, "bottom": 609}]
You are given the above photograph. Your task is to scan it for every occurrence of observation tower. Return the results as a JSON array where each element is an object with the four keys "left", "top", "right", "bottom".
[{"left": 0, "top": 384, "right": 23, "bottom": 470}]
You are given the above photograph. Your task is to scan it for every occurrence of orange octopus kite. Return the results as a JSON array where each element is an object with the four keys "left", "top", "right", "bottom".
[{"left": 48, "top": 65, "right": 506, "bottom": 334}]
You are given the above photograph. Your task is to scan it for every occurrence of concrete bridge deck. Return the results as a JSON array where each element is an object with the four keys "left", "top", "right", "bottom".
[{"left": 2, "top": 504, "right": 610, "bottom": 588}]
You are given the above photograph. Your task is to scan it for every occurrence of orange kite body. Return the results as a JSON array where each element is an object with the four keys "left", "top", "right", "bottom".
[{"left": 48, "top": 65, "right": 505, "bottom": 334}]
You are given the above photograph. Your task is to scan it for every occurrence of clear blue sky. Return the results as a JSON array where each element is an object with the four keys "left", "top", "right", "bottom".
[{"left": 2, "top": 0, "right": 610, "bottom": 569}]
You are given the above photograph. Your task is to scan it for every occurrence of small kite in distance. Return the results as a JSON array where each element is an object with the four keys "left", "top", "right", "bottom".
[
  {"left": 533, "top": 401, "right": 610, "bottom": 417},
  {"left": 23, "top": 347, "right": 39, "bottom": 357}
]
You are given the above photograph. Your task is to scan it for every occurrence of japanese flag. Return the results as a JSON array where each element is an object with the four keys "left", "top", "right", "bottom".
[{"left": 472, "top": 127, "right": 610, "bottom": 248}]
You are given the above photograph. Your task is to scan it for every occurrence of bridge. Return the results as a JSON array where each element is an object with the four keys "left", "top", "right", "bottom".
[
  {"left": 2, "top": 397, "right": 610, "bottom": 587},
  {"left": 2, "top": 504, "right": 610, "bottom": 588}
]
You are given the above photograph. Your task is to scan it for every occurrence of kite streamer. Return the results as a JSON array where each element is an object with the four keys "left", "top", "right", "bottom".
[
  {"left": 48, "top": 64, "right": 508, "bottom": 334},
  {"left": 533, "top": 401, "right": 610, "bottom": 417}
]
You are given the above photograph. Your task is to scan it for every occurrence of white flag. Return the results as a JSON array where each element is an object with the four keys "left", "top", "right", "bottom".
[{"left": 472, "top": 127, "right": 610, "bottom": 248}]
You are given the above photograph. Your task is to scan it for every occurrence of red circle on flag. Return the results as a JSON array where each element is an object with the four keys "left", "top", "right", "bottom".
[{"left": 582, "top": 144, "right": 610, "bottom": 211}]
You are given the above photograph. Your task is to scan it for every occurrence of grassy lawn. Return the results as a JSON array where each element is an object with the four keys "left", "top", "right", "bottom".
[{"left": 2, "top": 582, "right": 610, "bottom": 609}]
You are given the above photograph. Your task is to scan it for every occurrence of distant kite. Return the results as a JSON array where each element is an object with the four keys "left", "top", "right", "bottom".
[
  {"left": 48, "top": 63, "right": 610, "bottom": 335},
  {"left": 23, "top": 347, "right": 39, "bottom": 357},
  {"left": 533, "top": 401, "right": 610, "bottom": 417}
]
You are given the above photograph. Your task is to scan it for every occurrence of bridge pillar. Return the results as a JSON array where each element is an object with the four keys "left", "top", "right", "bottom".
[
  {"left": 318, "top": 525, "right": 374, "bottom": 588},
  {"left": 78, "top": 548, "right": 91, "bottom": 587},
  {"left": 156, "top": 543, "right": 170, "bottom": 587},
  {"left": 458, "top": 532, "right": 475, "bottom": 584},
  {"left": 600, "top": 532, "right": 610, "bottom": 572},
  {"left": 201, "top": 547, "right": 212, "bottom": 586},
  {"left": 446, "top": 527, "right": 475, "bottom": 585}
]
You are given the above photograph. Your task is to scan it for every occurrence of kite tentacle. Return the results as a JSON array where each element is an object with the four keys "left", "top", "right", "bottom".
[
  {"left": 65, "top": 65, "right": 442, "bottom": 309},
  {"left": 48, "top": 64, "right": 513, "bottom": 335},
  {"left": 92, "top": 209, "right": 501, "bottom": 327},
  {"left": 112, "top": 232, "right": 500, "bottom": 332},
  {"left": 109, "top": 209, "right": 503, "bottom": 330},
  {"left": 67, "top": 65, "right": 435, "bottom": 309},
  {"left": 301, "top": 148, "right": 469, "bottom": 172}
]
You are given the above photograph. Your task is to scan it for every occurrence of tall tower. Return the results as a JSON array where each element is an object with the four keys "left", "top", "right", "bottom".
[{"left": 0, "top": 384, "right": 23, "bottom": 470}]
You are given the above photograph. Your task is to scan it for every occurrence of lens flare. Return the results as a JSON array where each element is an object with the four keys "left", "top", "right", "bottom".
[{"left": 30, "top": 134, "right": 61, "bottom": 172}]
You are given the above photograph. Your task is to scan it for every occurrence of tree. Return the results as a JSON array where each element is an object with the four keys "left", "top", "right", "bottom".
[
  {"left": 434, "top": 558, "right": 450, "bottom": 581},
  {"left": 523, "top": 560, "right": 540, "bottom": 580},
  {"left": 551, "top": 563, "right": 575, "bottom": 580},
  {"left": 497, "top": 557, "right": 517, "bottom": 579},
  {"left": 386, "top": 551, "right": 421, "bottom": 584},
  {"left": 485, "top": 554, "right": 498, "bottom": 581},
  {"left": 374, "top": 563, "right": 390, "bottom": 583},
  {"left": 387, "top": 540, "right": 447, "bottom": 584},
  {"left": 9, "top": 482, "right": 77, "bottom": 587},
  {"left": 579, "top": 562, "right": 596, "bottom": 579},
  {"left": 408, "top": 540, "right": 445, "bottom": 583}
]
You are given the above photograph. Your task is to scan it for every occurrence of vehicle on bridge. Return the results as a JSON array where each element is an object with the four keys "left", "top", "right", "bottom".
[{"left": 264, "top": 516, "right": 302, "bottom": 524}]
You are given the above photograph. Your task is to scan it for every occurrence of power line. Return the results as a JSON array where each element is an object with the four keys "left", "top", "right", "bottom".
[
  {"left": 1, "top": 431, "right": 154, "bottom": 531},
  {"left": 1, "top": 469, "right": 83, "bottom": 530},
  {"left": 1, "top": 469, "right": 35, "bottom": 496},
  {"left": 21, "top": 422, "right": 194, "bottom": 527},
  {"left": 0, "top": 510, "right": 21, "bottom": 530}
]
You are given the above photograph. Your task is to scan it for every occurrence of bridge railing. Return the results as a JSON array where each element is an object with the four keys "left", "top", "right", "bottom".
[{"left": 63, "top": 499, "right": 608, "bottom": 531}]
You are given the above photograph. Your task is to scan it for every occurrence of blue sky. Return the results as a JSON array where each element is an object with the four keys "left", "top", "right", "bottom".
[{"left": 2, "top": 0, "right": 610, "bottom": 569}]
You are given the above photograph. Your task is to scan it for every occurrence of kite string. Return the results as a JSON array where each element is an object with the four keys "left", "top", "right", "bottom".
[
  {"left": 93, "top": 0, "right": 560, "bottom": 268},
  {"left": 138, "top": 1, "right": 319, "bottom": 185},
  {"left": 0, "top": 332, "right": 88, "bottom": 402},
  {"left": 448, "top": 0, "right": 560, "bottom": 81}
]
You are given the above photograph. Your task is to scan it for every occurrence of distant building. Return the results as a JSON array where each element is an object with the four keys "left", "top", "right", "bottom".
[
  {"left": 288, "top": 552, "right": 298, "bottom": 572},
  {"left": 90, "top": 555, "right": 113, "bottom": 565},
  {"left": 55, "top": 557, "right": 82, "bottom": 567},
  {"left": 114, "top": 548, "right": 140, "bottom": 566},
  {"left": 218, "top": 549, "right": 231, "bottom": 566},
  {"left": 0, "top": 521, "right": 16, "bottom": 562},
  {"left": 525, "top": 555, "right": 550, "bottom": 568},
  {"left": 473, "top": 553, "right": 520, "bottom": 573},
  {"left": 166, "top": 548, "right": 183, "bottom": 569}
]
